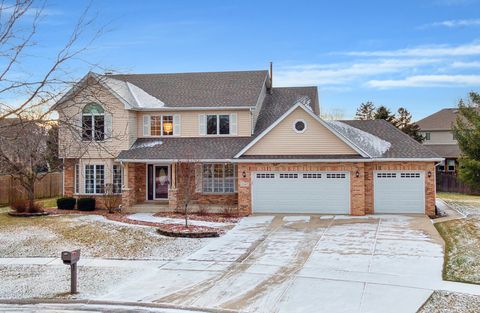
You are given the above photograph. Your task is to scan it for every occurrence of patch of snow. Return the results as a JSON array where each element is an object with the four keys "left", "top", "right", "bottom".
[
  {"left": 132, "top": 139, "right": 164, "bottom": 149},
  {"left": 326, "top": 120, "right": 391, "bottom": 157},
  {"left": 126, "top": 82, "right": 165, "bottom": 108},
  {"left": 295, "top": 96, "right": 313, "bottom": 111},
  {"left": 127, "top": 213, "right": 232, "bottom": 228},
  {"left": 283, "top": 216, "right": 310, "bottom": 223}
]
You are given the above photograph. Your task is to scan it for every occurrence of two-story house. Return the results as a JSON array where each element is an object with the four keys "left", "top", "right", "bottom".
[
  {"left": 416, "top": 108, "right": 460, "bottom": 173},
  {"left": 54, "top": 69, "right": 441, "bottom": 216}
]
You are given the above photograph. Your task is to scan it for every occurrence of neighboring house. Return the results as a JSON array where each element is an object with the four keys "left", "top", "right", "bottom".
[
  {"left": 54, "top": 69, "right": 441, "bottom": 216},
  {"left": 416, "top": 108, "right": 459, "bottom": 173}
]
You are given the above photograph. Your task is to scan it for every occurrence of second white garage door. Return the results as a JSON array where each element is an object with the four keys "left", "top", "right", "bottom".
[
  {"left": 374, "top": 171, "right": 425, "bottom": 213},
  {"left": 252, "top": 171, "right": 350, "bottom": 214}
]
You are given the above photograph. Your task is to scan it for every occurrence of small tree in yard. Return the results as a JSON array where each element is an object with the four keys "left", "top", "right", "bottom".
[
  {"left": 176, "top": 162, "right": 198, "bottom": 228},
  {"left": 103, "top": 183, "right": 121, "bottom": 214},
  {"left": 453, "top": 92, "right": 480, "bottom": 188}
]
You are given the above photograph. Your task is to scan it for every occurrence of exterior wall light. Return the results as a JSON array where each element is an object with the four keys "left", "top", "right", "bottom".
[
  {"left": 242, "top": 171, "right": 246, "bottom": 178},
  {"left": 355, "top": 170, "right": 360, "bottom": 178},
  {"left": 428, "top": 171, "right": 432, "bottom": 178}
]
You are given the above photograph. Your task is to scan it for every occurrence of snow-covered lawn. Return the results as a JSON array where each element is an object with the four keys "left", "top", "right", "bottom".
[
  {"left": 0, "top": 212, "right": 212, "bottom": 259},
  {"left": 127, "top": 213, "right": 235, "bottom": 228},
  {"left": 418, "top": 291, "right": 480, "bottom": 313},
  {"left": 434, "top": 199, "right": 480, "bottom": 284}
]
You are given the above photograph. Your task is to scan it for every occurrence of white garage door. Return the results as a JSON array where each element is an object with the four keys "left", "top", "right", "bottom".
[
  {"left": 374, "top": 171, "right": 425, "bottom": 213},
  {"left": 252, "top": 171, "right": 350, "bottom": 214}
]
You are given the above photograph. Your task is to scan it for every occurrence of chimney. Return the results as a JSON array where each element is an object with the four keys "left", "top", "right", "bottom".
[{"left": 268, "top": 62, "right": 273, "bottom": 94}]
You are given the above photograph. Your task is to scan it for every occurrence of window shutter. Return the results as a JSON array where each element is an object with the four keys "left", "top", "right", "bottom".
[
  {"left": 173, "top": 114, "right": 181, "bottom": 136},
  {"left": 195, "top": 164, "right": 203, "bottom": 193},
  {"left": 230, "top": 113, "right": 237, "bottom": 135},
  {"left": 198, "top": 114, "right": 206, "bottom": 136},
  {"left": 105, "top": 112, "right": 113, "bottom": 139},
  {"left": 143, "top": 115, "right": 151, "bottom": 136}
]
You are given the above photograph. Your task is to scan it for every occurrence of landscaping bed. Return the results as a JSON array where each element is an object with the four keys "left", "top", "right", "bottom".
[
  {"left": 154, "top": 211, "right": 240, "bottom": 223},
  {"left": 157, "top": 224, "right": 222, "bottom": 238}
]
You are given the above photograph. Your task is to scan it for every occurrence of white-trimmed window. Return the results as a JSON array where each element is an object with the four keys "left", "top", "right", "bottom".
[
  {"left": 447, "top": 160, "right": 456, "bottom": 172},
  {"left": 207, "top": 114, "right": 230, "bottom": 135},
  {"left": 74, "top": 164, "right": 80, "bottom": 194},
  {"left": 85, "top": 164, "right": 105, "bottom": 194},
  {"left": 202, "top": 164, "right": 236, "bottom": 193},
  {"left": 145, "top": 114, "right": 177, "bottom": 136},
  {"left": 82, "top": 103, "right": 105, "bottom": 141},
  {"left": 112, "top": 164, "right": 122, "bottom": 194},
  {"left": 293, "top": 119, "right": 307, "bottom": 133}
]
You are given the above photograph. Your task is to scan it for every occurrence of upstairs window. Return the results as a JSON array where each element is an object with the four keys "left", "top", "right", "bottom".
[
  {"left": 82, "top": 103, "right": 105, "bottom": 141},
  {"left": 207, "top": 114, "right": 230, "bottom": 135},
  {"left": 447, "top": 159, "right": 456, "bottom": 172},
  {"left": 425, "top": 132, "right": 431, "bottom": 141},
  {"left": 144, "top": 114, "right": 178, "bottom": 136}
]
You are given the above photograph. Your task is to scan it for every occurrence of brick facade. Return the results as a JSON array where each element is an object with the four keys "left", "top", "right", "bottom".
[
  {"left": 237, "top": 161, "right": 436, "bottom": 217},
  {"left": 63, "top": 158, "right": 76, "bottom": 197}
]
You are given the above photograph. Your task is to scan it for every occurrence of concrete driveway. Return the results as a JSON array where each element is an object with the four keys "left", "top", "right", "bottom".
[{"left": 98, "top": 214, "right": 479, "bottom": 313}]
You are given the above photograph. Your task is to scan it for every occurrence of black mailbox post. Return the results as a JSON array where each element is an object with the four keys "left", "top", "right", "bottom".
[{"left": 61, "top": 249, "right": 80, "bottom": 294}]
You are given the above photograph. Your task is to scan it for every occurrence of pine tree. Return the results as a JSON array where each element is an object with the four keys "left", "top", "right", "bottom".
[
  {"left": 355, "top": 102, "right": 376, "bottom": 120},
  {"left": 374, "top": 106, "right": 396, "bottom": 124},
  {"left": 396, "top": 107, "right": 424, "bottom": 142},
  {"left": 453, "top": 92, "right": 480, "bottom": 188}
]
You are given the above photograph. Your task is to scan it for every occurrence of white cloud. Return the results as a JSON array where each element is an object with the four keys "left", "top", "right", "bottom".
[
  {"left": 367, "top": 75, "right": 480, "bottom": 88},
  {"left": 342, "top": 42, "right": 480, "bottom": 57},
  {"left": 451, "top": 61, "right": 480, "bottom": 68},
  {"left": 274, "top": 59, "right": 440, "bottom": 87},
  {"left": 426, "top": 18, "right": 480, "bottom": 28}
]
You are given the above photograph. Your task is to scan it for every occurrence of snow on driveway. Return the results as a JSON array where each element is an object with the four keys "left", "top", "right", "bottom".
[{"left": 94, "top": 214, "right": 480, "bottom": 313}]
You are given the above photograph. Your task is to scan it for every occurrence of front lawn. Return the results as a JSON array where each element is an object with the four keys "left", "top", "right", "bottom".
[
  {"left": 0, "top": 211, "right": 211, "bottom": 259},
  {"left": 418, "top": 291, "right": 480, "bottom": 313},
  {"left": 435, "top": 216, "right": 480, "bottom": 284}
]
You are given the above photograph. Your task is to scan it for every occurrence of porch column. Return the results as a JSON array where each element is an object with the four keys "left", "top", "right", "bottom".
[{"left": 121, "top": 162, "right": 136, "bottom": 209}]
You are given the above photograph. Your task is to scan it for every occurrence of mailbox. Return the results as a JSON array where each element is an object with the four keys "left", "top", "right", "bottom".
[{"left": 61, "top": 249, "right": 80, "bottom": 265}]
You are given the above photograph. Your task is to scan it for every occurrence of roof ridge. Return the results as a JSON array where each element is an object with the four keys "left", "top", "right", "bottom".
[{"left": 106, "top": 69, "right": 268, "bottom": 77}]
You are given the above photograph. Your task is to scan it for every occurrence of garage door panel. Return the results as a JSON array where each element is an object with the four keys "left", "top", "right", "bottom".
[
  {"left": 374, "top": 171, "right": 425, "bottom": 214},
  {"left": 252, "top": 171, "right": 350, "bottom": 214}
]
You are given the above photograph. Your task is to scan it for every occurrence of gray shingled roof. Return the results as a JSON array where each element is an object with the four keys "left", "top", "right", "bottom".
[
  {"left": 106, "top": 70, "right": 268, "bottom": 108},
  {"left": 341, "top": 120, "right": 441, "bottom": 159},
  {"left": 423, "top": 144, "right": 460, "bottom": 158},
  {"left": 416, "top": 108, "right": 458, "bottom": 131}
]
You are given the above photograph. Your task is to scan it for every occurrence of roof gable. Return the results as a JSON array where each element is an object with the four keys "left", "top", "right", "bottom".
[
  {"left": 236, "top": 104, "right": 367, "bottom": 157},
  {"left": 416, "top": 108, "right": 458, "bottom": 131}
]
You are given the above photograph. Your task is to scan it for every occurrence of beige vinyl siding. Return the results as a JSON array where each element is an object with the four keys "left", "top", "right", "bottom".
[
  {"left": 244, "top": 107, "right": 358, "bottom": 155},
  {"left": 137, "top": 110, "right": 252, "bottom": 137},
  {"left": 421, "top": 130, "right": 457, "bottom": 145},
  {"left": 57, "top": 81, "right": 135, "bottom": 159}
]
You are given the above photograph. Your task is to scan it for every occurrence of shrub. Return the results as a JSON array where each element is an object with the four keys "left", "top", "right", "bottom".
[
  {"left": 10, "top": 199, "right": 43, "bottom": 213},
  {"left": 77, "top": 198, "right": 96, "bottom": 211},
  {"left": 221, "top": 205, "right": 238, "bottom": 217},
  {"left": 57, "top": 197, "right": 76, "bottom": 210}
]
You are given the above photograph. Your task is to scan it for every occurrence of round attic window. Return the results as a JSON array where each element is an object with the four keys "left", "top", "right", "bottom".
[{"left": 293, "top": 119, "right": 306, "bottom": 133}]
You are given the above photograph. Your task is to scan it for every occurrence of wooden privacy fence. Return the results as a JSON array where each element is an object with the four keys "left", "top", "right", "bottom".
[
  {"left": 0, "top": 172, "right": 63, "bottom": 205},
  {"left": 436, "top": 172, "right": 480, "bottom": 194}
]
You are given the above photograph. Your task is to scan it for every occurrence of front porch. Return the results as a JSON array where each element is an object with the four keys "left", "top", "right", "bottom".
[{"left": 120, "top": 162, "right": 239, "bottom": 214}]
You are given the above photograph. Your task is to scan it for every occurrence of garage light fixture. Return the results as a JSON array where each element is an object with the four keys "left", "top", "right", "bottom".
[
  {"left": 428, "top": 171, "right": 432, "bottom": 178},
  {"left": 355, "top": 170, "right": 360, "bottom": 178},
  {"left": 242, "top": 171, "right": 246, "bottom": 178}
]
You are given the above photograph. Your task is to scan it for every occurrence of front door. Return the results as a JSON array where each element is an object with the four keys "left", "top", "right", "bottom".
[{"left": 154, "top": 166, "right": 169, "bottom": 199}]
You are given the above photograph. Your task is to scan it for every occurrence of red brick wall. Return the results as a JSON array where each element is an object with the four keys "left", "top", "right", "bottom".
[
  {"left": 63, "top": 158, "right": 76, "bottom": 197},
  {"left": 238, "top": 161, "right": 436, "bottom": 216}
]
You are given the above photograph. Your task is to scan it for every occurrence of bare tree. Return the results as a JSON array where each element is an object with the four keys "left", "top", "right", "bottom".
[
  {"left": 0, "top": 1, "right": 113, "bottom": 210},
  {"left": 175, "top": 160, "right": 200, "bottom": 228}
]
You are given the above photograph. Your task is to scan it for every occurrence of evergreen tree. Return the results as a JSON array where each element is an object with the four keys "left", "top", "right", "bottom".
[
  {"left": 374, "top": 106, "right": 396, "bottom": 124},
  {"left": 396, "top": 107, "right": 424, "bottom": 142},
  {"left": 453, "top": 92, "right": 480, "bottom": 188},
  {"left": 355, "top": 101, "right": 376, "bottom": 120}
]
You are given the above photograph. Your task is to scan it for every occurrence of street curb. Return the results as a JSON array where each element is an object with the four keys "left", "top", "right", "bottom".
[{"left": 0, "top": 299, "right": 239, "bottom": 313}]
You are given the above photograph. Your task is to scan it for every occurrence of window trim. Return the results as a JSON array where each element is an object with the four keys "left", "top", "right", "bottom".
[
  {"left": 293, "top": 119, "right": 307, "bottom": 134},
  {"left": 82, "top": 103, "right": 105, "bottom": 142},
  {"left": 202, "top": 163, "right": 237, "bottom": 194},
  {"left": 74, "top": 163, "right": 80, "bottom": 194},
  {"left": 149, "top": 114, "right": 175, "bottom": 137},
  {"left": 84, "top": 164, "right": 105, "bottom": 195},
  {"left": 112, "top": 164, "right": 123, "bottom": 194},
  {"left": 206, "top": 114, "right": 231, "bottom": 136},
  {"left": 447, "top": 159, "right": 456, "bottom": 172}
]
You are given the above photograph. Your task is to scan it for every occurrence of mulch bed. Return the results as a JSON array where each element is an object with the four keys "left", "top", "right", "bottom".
[
  {"left": 8, "top": 211, "right": 50, "bottom": 217},
  {"left": 42, "top": 207, "right": 224, "bottom": 236},
  {"left": 153, "top": 212, "right": 239, "bottom": 223}
]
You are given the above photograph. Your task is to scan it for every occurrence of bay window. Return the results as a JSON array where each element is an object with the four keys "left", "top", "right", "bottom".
[{"left": 202, "top": 163, "right": 236, "bottom": 193}]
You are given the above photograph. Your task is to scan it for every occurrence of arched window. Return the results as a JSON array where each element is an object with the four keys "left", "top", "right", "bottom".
[{"left": 82, "top": 103, "right": 105, "bottom": 141}]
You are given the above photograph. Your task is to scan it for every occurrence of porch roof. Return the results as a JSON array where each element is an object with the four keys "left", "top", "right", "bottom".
[{"left": 117, "top": 137, "right": 253, "bottom": 161}]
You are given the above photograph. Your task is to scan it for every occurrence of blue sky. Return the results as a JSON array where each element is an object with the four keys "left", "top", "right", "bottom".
[{"left": 33, "top": 0, "right": 480, "bottom": 120}]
